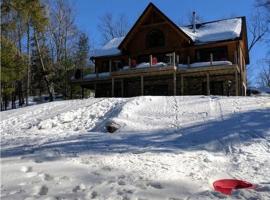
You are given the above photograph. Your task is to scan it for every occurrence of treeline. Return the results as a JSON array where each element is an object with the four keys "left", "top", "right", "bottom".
[
  {"left": 1, "top": 0, "right": 269, "bottom": 111},
  {"left": 1, "top": 0, "right": 90, "bottom": 110}
]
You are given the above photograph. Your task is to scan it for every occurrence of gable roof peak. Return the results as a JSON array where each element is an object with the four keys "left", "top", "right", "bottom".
[{"left": 118, "top": 2, "right": 192, "bottom": 49}]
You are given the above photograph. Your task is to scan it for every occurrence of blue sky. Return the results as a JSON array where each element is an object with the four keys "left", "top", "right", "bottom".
[{"left": 72, "top": 0, "right": 269, "bottom": 85}]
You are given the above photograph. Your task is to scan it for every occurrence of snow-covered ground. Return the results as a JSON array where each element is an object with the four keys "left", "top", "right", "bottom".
[{"left": 1, "top": 96, "right": 270, "bottom": 200}]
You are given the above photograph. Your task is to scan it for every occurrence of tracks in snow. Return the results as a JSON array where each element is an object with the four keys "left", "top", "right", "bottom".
[
  {"left": 172, "top": 96, "right": 182, "bottom": 130},
  {"left": 209, "top": 97, "right": 224, "bottom": 121}
]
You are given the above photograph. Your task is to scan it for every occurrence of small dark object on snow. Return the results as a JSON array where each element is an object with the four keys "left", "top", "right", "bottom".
[
  {"left": 106, "top": 121, "right": 121, "bottom": 133},
  {"left": 213, "top": 179, "right": 255, "bottom": 195}
]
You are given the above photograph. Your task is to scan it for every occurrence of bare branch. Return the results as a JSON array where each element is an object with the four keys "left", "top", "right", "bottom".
[
  {"left": 248, "top": 9, "right": 269, "bottom": 52},
  {"left": 257, "top": 60, "right": 270, "bottom": 87},
  {"left": 98, "top": 13, "right": 129, "bottom": 44},
  {"left": 256, "top": 0, "right": 270, "bottom": 10}
]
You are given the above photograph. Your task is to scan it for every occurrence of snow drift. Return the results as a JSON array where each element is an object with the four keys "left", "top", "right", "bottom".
[{"left": 1, "top": 96, "right": 270, "bottom": 200}]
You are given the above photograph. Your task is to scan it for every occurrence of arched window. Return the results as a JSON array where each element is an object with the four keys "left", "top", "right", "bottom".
[{"left": 146, "top": 29, "right": 165, "bottom": 48}]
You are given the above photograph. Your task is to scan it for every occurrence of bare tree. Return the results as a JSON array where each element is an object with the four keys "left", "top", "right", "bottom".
[
  {"left": 47, "top": 0, "right": 78, "bottom": 98},
  {"left": 256, "top": 0, "right": 270, "bottom": 11},
  {"left": 33, "top": 31, "right": 54, "bottom": 101},
  {"left": 98, "top": 13, "right": 129, "bottom": 44},
  {"left": 257, "top": 60, "right": 270, "bottom": 87},
  {"left": 248, "top": 9, "right": 269, "bottom": 52},
  {"left": 48, "top": 0, "right": 77, "bottom": 62},
  {"left": 248, "top": 0, "right": 270, "bottom": 52}
]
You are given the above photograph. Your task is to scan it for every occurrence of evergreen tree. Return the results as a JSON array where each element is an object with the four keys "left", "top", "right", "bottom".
[
  {"left": 75, "top": 33, "right": 89, "bottom": 68},
  {"left": 1, "top": 36, "right": 27, "bottom": 110}
]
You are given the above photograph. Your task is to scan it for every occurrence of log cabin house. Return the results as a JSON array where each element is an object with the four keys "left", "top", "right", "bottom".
[{"left": 70, "top": 3, "right": 249, "bottom": 97}]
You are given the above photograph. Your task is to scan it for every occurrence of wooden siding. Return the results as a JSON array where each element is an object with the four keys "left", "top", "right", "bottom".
[{"left": 72, "top": 4, "right": 249, "bottom": 97}]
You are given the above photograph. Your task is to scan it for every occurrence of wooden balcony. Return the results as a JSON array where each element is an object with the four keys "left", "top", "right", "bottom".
[
  {"left": 70, "top": 51, "right": 240, "bottom": 86},
  {"left": 112, "top": 65, "right": 177, "bottom": 78}
]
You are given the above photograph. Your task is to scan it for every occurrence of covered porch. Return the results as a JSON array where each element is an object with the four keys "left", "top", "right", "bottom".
[{"left": 70, "top": 62, "right": 243, "bottom": 98}]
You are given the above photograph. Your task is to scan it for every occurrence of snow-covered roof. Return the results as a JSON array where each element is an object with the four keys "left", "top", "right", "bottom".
[
  {"left": 91, "top": 18, "right": 243, "bottom": 58},
  {"left": 91, "top": 37, "right": 124, "bottom": 58},
  {"left": 180, "top": 18, "right": 242, "bottom": 44}
]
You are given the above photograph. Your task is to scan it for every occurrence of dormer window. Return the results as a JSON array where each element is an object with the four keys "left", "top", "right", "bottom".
[{"left": 146, "top": 29, "right": 165, "bottom": 48}]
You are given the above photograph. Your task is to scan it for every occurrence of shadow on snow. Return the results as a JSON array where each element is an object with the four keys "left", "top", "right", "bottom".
[{"left": 1, "top": 108, "right": 270, "bottom": 161}]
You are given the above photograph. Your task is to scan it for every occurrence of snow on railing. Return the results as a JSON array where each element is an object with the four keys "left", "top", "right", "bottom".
[
  {"left": 74, "top": 60, "right": 233, "bottom": 81},
  {"left": 178, "top": 61, "right": 233, "bottom": 68},
  {"left": 120, "top": 62, "right": 168, "bottom": 71},
  {"left": 83, "top": 72, "right": 111, "bottom": 80}
]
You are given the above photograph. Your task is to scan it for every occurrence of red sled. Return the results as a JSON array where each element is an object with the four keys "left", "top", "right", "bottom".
[{"left": 213, "top": 179, "right": 255, "bottom": 195}]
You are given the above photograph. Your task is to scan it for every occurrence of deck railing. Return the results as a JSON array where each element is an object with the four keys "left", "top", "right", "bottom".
[{"left": 70, "top": 50, "right": 239, "bottom": 81}]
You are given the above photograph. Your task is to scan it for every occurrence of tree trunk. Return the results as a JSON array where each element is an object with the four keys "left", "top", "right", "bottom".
[
  {"left": 33, "top": 30, "right": 54, "bottom": 102},
  {"left": 0, "top": 87, "right": 3, "bottom": 111},
  {"left": 11, "top": 93, "right": 16, "bottom": 109},
  {"left": 17, "top": 20, "right": 25, "bottom": 107},
  {"left": 26, "top": 22, "right": 31, "bottom": 106},
  {"left": 4, "top": 93, "right": 8, "bottom": 111},
  {"left": 12, "top": 82, "right": 17, "bottom": 109},
  {"left": 17, "top": 81, "right": 23, "bottom": 106},
  {"left": 64, "top": 26, "right": 68, "bottom": 99}
]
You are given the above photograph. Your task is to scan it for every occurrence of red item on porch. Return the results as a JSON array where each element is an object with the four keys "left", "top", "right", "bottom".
[
  {"left": 213, "top": 179, "right": 255, "bottom": 195},
  {"left": 131, "top": 59, "right": 137, "bottom": 68},
  {"left": 152, "top": 57, "right": 158, "bottom": 65}
]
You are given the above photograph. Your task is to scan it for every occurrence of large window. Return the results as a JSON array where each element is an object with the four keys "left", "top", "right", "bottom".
[
  {"left": 146, "top": 29, "right": 165, "bottom": 48},
  {"left": 196, "top": 46, "right": 228, "bottom": 62}
]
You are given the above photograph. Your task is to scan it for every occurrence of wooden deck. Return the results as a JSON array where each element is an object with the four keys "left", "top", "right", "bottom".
[{"left": 70, "top": 64, "right": 238, "bottom": 83}]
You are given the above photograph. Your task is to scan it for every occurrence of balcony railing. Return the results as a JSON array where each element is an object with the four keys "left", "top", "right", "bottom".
[{"left": 70, "top": 51, "right": 238, "bottom": 81}]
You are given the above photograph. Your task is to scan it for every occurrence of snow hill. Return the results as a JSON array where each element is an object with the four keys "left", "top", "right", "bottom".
[{"left": 1, "top": 96, "right": 270, "bottom": 200}]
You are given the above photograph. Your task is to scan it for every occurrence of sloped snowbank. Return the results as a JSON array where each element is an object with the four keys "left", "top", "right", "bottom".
[{"left": 1, "top": 96, "right": 270, "bottom": 200}]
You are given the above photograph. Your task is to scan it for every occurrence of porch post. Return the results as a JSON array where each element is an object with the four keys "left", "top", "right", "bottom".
[
  {"left": 128, "top": 57, "right": 131, "bottom": 66},
  {"left": 149, "top": 55, "right": 152, "bottom": 67},
  {"left": 187, "top": 56, "right": 190, "bottom": 68},
  {"left": 141, "top": 75, "right": 144, "bottom": 95},
  {"left": 234, "top": 50, "right": 238, "bottom": 64},
  {"left": 173, "top": 72, "right": 177, "bottom": 95},
  {"left": 238, "top": 43, "right": 241, "bottom": 66},
  {"left": 210, "top": 53, "right": 213, "bottom": 65},
  {"left": 109, "top": 59, "right": 112, "bottom": 72},
  {"left": 181, "top": 75, "right": 184, "bottom": 95},
  {"left": 206, "top": 73, "right": 210, "bottom": 95},
  {"left": 96, "top": 66, "right": 99, "bottom": 78},
  {"left": 121, "top": 79, "right": 124, "bottom": 97},
  {"left": 235, "top": 71, "right": 239, "bottom": 96},
  {"left": 244, "top": 83, "right": 247, "bottom": 96},
  {"left": 112, "top": 78, "right": 115, "bottom": 97},
  {"left": 172, "top": 52, "right": 176, "bottom": 66}
]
